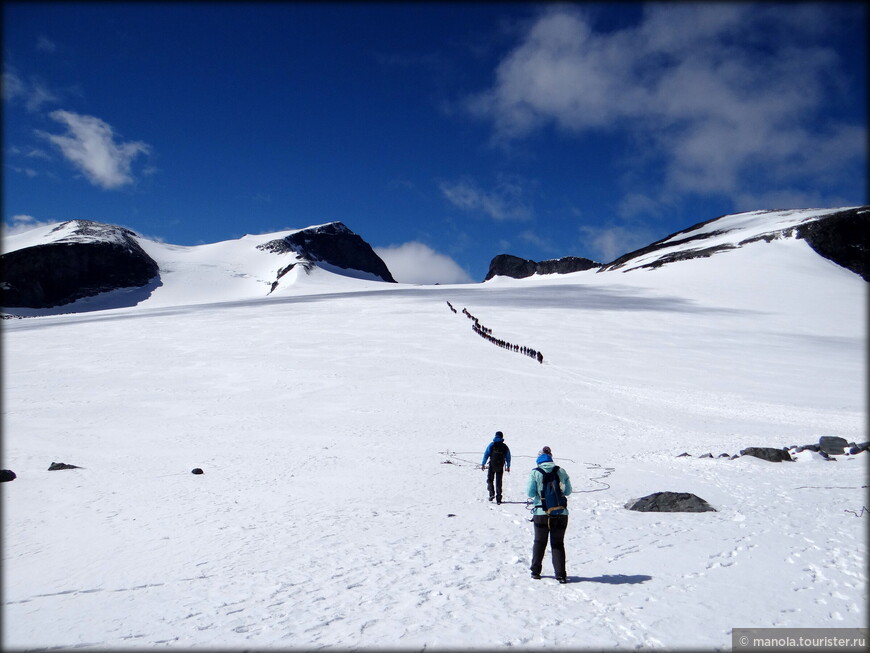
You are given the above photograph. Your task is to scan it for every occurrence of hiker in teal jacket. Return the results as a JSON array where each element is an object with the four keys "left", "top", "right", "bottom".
[{"left": 526, "top": 446, "right": 572, "bottom": 583}]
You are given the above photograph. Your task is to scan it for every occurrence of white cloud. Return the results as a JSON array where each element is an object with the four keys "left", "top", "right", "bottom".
[
  {"left": 36, "top": 36, "right": 58, "bottom": 53},
  {"left": 617, "top": 193, "right": 663, "bottom": 220},
  {"left": 2, "top": 67, "right": 59, "bottom": 112},
  {"left": 2, "top": 69, "right": 24, "bottom": 102},
  {"left": 7, "top": 165, "right": 40, "bottom": 178},
  {"left": 439, "top": 175, "right": 533, "bottom": 221},
  {"left": 375, "top": 242, "right": 474, "bottom": 285},
  {"left": 579, "top": 224, "right": 654, "bottom": 264},
  {"left": 466, "top": 5, "right": 864, "bottom": 202},
  {"left": 4, "top": 214, "right": 58, "bottom": 236},
  {"left": 39, "top": 110, "right": 150, "bottom": 189}
]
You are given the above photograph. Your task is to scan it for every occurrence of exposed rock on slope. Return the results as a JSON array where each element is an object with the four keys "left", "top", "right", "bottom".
[
  {"left": 257, "top": 222, "right": 395, "bottom": 283},
  {"left": 793, "top": 208, "right": 869, "bottom": 281},
  {"left": 598, "top": 206, "right": 869, "bottom": 278},
  {"left": 484, "top": 254, "right": 600, "bottom": 281},
  {"left": 1, "top": 220, "right": 159, "bottom": 309}
]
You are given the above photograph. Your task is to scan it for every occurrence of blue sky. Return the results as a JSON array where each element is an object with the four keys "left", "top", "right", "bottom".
[{"left": 3, "top": 2, "right": 867, "bottom": 283}]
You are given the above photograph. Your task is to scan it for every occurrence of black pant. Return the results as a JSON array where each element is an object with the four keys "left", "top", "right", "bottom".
[
  {"left": 486, "top": 465, "right": 504, "bottom": 500},
  {"left": 530, "top": 514, "right": 568, "bottom": 577}
]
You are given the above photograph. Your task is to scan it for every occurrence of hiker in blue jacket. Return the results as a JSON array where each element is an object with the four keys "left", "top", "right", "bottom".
[
  {"left": 481, "top": 431, "right": 511, "bottom": 504},
  {"left": 527, "top": 446, "right": 572, "bottom": 583}
]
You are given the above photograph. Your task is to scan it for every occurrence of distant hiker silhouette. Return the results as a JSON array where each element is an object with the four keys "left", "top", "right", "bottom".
[
  {"left": 527, "top": 446, "right": 572, "bottom": 583},
  {"left": 481, "top": 431, "right": 511, "bottom": 504}
]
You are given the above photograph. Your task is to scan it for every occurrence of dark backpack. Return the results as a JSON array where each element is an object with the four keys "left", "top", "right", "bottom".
[
  {"left": 489, "top": 441, "right": 507, "bottom": 467},
  {"left": 535, "top": 465, "right": 567, "bottom": 515}
]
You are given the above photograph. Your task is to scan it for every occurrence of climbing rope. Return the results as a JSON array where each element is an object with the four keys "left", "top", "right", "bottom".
[{"left": 439, "top": 451, "right": 613, "bottom": 497}]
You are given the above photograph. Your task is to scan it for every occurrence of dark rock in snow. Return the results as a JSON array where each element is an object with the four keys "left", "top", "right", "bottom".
[
  {"left": 818, "top": 436, "right": 849, "bottom": 456},
  {"left": 626, "top": 492, "right": 716, "bottom": 513},
  {"left": 536, "top": 256, "right": 601, "bottom": 276},
  {"left": 1, "top": 220, "right": 159, "bottom": 309},
  {"left": 849, "top": 442, "right": 869, "bottom": 455},
  {"left": 676, "top": 452, "right": 691, "bottom": 457},
  {"left": 596, "top": 205, "right": 869, "bottom": 277},
  {"left": 48, "top": 462, "right": 82, "bottom": 471},
  {"left": 484, "top": 254, "right": 600, "bottom": 281},
  {"left": 699, "top": 453, "right": 714, "bottom": 458},
  {"left": 191, "top": 468, "right": 204, "bottom": 475},
  {"left": 0, "top": 469, "right": 17, "bottom": 482},
  {"left": 740, "top": 447, "right": 794, "bottom": 462},
  {"left": 258, "top": 222, "right": 395, "bottom": 282},
  {"left": 796, "top": 444, "right": 820, "bottom": 453},
  {"left": 794, "top": 207, "right": 870, "bottom": 281}
]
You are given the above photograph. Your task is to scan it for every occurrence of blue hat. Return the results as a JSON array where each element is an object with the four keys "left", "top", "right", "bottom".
[{"left": 536, "top": 453, "right": 553, "bottom": 464}]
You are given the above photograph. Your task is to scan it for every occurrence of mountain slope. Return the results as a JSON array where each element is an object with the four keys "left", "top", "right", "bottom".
[
  {"left": 598, "top": 206, "right": 869, "bottom": 278},
  {"left": 2, "top": 223, "right": 865, "bottom": 649},
  {"left": 0, "top": 220, "right": 159, "bottom": 309},
  {"left": 3, "top": 206, "right": 866, "bottom": 318},
  {"left": 1, "top": 220, "right": 395, "bottom": 315}
]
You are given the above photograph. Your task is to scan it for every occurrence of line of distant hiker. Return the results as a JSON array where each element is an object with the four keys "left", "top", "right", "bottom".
[
  {"left": 481, "top": 431, "right": 572, "bottom": 584},
  {"left": 446, "top": 301, "right": 544, "bottom": 364}
]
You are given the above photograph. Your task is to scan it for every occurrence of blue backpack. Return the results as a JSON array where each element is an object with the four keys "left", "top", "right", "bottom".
[{"left": 535, "top": 466, "right": 567, "bottom": 515}]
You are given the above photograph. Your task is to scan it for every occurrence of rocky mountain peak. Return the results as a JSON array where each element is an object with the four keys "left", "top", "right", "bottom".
[
  {"left": 256, "top": 222, "right": 395, "bottom": 283},
  {"left": 484, "top": 254, "right": 600, "bottom": 281}
]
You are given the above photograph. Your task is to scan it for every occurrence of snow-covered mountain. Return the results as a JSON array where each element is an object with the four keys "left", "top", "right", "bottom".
[
  {"left": 598, "top": 205, "right": 868, "bottom": 278},
  {"left": 1, "top": 206, "right": 866, "bottom": 317},
  {"left": 1, "top": 219, "right": 394, "bottom": 315},
  {"left": 2, "top": 204, "right": 866, "bottom": 650}
]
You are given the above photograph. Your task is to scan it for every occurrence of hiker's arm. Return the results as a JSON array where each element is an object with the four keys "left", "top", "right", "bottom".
[
  {"left": 560, "top": 468, "right": 573, "bottom": 496},
  {"left": 481, "top": 444, "right": 491, "bottom": 469},
  {"left": 526, "top": 471, "right": 539, "bottom": 498}
]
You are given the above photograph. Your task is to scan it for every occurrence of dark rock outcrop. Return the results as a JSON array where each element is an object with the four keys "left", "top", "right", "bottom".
[
  {"left": 794, "top": 207, "right": 869, "bottom": 281},
  {"left": 1, "top": 220, "right": 159, "bottom": 309},
  {"left": 598, "top": 206, "right": 869, "bottom": 276},
  {"left": 740, "top": 447, "right": 793, "bottom": 462},
  {"left": 257, "top": 222, "right": 395, "bottom": 282},
  {"left": 484, "top": 254, "right": 600, "bottom": 281},
  {"left": 626, "top": 492, "right": 716, "bottom": 512},
  {"left": 191, "top": 468, "right": 204, "bottom": 475},
  {"left": 48, "top": 462, "right": 82, "bottom": 471},
  {"left": 0, "top": 469, "right": 16, "bottom": 482},
  {"left": 818, "top": 436, "right": 849, "bottom": 456}
]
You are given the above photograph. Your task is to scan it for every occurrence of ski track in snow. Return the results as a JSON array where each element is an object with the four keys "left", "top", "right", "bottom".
[{"left": 3, "top": 238, "right": 867, "bottom": 650}]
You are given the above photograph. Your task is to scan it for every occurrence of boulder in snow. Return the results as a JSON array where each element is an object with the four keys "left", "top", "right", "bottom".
[
  {"left": 0, "top": 469, "right": 16, "bottom": 482},
  {"left": 48, "top": 462, "right": 82, "bottom": 471},
  {"left": 739, "top": 447, "right": 793, "bottom": 462},
  {"left": 626, "top": 492, "right": 716, "bottom": 513},
  {"left": 818, "top": 436, "right": 849, "bottom": 455}
]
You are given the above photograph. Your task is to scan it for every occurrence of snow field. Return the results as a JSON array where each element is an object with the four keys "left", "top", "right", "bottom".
[{"left": 2, "top": 237, "right": 866, "bottom": 650}]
